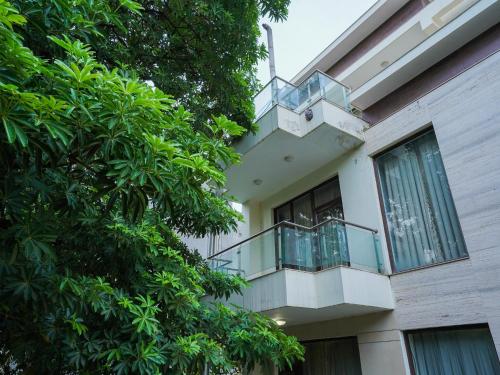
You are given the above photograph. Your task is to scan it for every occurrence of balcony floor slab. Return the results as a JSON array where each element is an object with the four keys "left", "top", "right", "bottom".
[
  {"left": 210, "top": 267, "right": 394, "bottom": 326},
  {"left": 226, "top": 101, "right": 367, "bottom": 202}
]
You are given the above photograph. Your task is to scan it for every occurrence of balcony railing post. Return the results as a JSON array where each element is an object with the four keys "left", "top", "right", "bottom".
[
  {"left": 372, "top": 234, "right": 384, "bottom": 274},
  {"left": 271, "top": 78, "right": 279, "bottom": 107},
  {"left": 275, "top": 225, "right": 282, "bottom": 271},
  {"left": 237, "top": 247, "right": 242, "bottom": 276}
]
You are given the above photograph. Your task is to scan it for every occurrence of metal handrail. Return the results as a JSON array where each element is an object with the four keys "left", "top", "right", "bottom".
[{"left": 207, "top": 217, "right": 377, "bottom": 260}]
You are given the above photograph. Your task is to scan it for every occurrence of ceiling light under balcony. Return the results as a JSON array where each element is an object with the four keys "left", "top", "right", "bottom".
[
  {"left": 380, "top": 60, "right": 389, "bottom": 68},
  {"left": 274, "top": 319, "right": 286, "bottom": 326},
  {"left": 283, "top": 155, "right": 294, "bottom": 162},
  {"left": 253, "top": 178, "right": 263, "bottom": 186}
]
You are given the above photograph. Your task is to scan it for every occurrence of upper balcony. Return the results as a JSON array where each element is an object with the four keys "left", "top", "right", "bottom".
[
  {"left": 207, "top": 218, "right": 393, "bottom": 326},
  {"left": 225, "top": 72, "right": 368, "bottom": 202}
]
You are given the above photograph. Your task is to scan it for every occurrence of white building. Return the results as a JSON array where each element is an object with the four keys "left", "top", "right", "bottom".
[{"left": 189, "top": 0, "right": 500, "bottom": 373}]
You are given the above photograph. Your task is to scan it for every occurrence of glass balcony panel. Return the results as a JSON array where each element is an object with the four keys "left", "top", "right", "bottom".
[
  {"left": 209, "top": 229, "right": 276, "bottom": 279},
  {"left": 345, "top": 225, "right": 384, "bottom": 273},
  {"left": 253, "top": 71, "right": 352, "bottom": 120},
  {"left": 280, "top": 225, "right": 315, "bottom": 271},
  {"left": 317, "top": 72, "right": 351, "bottom": 111},
  {"left": 254, "top": 78, "right": 298, "bottom": 120},
  {"left": 315, "top": 221, "right": 349, "bottom": 270},
  {"left": 209, "top": 220, "right": 385, "bottom": 277}
]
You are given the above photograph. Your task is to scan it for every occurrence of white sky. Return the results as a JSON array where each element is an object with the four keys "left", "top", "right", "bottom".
[{"left": 256, "top": 0, "right": 378, "bottom": 83}]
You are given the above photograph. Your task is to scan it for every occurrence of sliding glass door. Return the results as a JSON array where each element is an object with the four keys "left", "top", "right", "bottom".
[{"left": 274, "top": 177, "right": 345, "bottom": 271}]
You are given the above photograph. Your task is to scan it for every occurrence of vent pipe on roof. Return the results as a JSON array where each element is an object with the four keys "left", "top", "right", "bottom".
[{"left": 262, "top": 23, "right": 276, "bottom": 79}]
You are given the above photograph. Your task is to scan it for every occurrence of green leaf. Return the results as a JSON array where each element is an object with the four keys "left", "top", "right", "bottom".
[{"left": 3, "top": 118, "right": 16, "bottom": 143}]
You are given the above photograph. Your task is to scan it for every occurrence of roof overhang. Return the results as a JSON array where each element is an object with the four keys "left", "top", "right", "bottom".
[
  {"left": 291, "top": 0, "right": 410, "bottom": 85},
  {"left": 350, "top": 0, "right": 500, "bottom": 108}
]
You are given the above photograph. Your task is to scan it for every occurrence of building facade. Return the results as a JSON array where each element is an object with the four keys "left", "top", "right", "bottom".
[{"left": 187, "top": 0, "right": 500, "bottom": 373}]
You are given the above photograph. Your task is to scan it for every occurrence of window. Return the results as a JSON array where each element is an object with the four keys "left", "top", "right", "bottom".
[
  {"left": 376, "top": 130, "right": 467, "bottom": 272},
  {"left": 273, "top": 177, "right": 344, "bottom": 226},
  {"left": 407, "top": 326, "right": 500, "bottom": 375},
  {"left": 281, "top": 337, "right": 362, "bottom": 375}
]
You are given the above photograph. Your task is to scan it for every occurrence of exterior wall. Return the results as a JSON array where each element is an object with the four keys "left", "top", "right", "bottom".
[
  {"left": 285, "top": 312, "right": 408, "bottom": 375},
  {"left": 253, "top": 48, "right": 500, "bottom": 375},
  {"left": 363, "top": 23, "right": 500, "bottom": 124},
  {"left": 365, "top": 51, "right": 500, "bottom": 351},
  {"left": 326, "top": 0, "right": 429, "bottom": 78}
]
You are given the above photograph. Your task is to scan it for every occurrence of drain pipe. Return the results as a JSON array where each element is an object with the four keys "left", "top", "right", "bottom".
[
  {"left": 262, "top": 23, "right": 276, "bottom": 78},
  {"left": 262, "top": 23, "right": 278, "bottom": 106}
]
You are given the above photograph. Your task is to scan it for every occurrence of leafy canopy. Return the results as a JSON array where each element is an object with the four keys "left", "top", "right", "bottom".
[
  {"left": 0, "top": 0, "right": 302, "bottom": 373},
  {"left": 12, "top": 0, "right": 290, "bottom": 130}
]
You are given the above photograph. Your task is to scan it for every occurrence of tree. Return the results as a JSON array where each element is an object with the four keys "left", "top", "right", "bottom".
[
  {"left": 0, "top": 0, "right": 303, "bottom": 373},
  {"left": 11, "top": 0, "right": 290, "bottom": 130}
]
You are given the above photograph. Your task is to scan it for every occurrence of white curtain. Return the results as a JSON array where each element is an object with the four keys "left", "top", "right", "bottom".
[
  {"left": 408, "top": 327, "right": 500, "bottom": 374},
  {"left": 377, "top": 131, "right": 467, "bottom": 271}
]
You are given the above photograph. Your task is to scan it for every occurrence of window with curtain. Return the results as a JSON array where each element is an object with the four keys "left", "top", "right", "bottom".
[
  {"left": 376, "top": 130, "right": 467, "bottom": 272},
  {"left": 280, "top": 337, "right": 362, "bottom": 375},
  {"left": 407, "top": 326, "right": 500, "bottom": 375}
]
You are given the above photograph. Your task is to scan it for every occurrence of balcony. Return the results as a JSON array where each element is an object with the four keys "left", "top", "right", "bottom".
[
  {"left": 208, "top": 218, "right": 393, "bottom": 326},
  {"left": 225, "top": 72, "right": 368, "bottom": 202}
]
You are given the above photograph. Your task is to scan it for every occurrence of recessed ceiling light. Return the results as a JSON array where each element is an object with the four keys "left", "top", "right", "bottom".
[
  {"left": 274, "top": 319, "right": 286, "bottom": 326},
  {"left": 283, "top": 155, "right": 294, "bottom": 162},
  {"left": 253, "top": 178, "right": 263, "bottom": 186}
]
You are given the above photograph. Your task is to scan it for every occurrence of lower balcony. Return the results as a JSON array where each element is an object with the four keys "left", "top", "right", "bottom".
[{"left": 208, "top": 219, "right": 393, "bottom": 326}]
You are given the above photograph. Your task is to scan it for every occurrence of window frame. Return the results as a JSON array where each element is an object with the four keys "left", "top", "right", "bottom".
[
  {"left": 273, "top": 175, "right": 343, "bottom": 226},
  {"left": 403, "top": 324, "right": 498, "bottom": 375},
  {"left": 372, "top": 126, "right": 468, "bottom": 274}
]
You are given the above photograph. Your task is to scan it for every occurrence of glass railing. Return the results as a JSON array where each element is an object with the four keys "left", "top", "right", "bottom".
[
  {"left": 254, "top": 71, "right": 352, "bottom": 121},
  {"left": 207, "top": 218, "right": 385, "bottom": 280}
]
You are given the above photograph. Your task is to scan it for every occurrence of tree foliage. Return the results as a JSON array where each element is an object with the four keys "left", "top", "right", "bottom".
[
  {"left": 12, "top": 0, "right": 290, "bottom": 130},
  {"left": 0, "top": 0, "right": 302, "bottom": 373}
]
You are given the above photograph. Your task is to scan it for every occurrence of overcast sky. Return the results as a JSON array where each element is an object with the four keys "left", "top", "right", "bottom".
[{"left": 256, "top": 0, "right": 378, "bottom": 83}]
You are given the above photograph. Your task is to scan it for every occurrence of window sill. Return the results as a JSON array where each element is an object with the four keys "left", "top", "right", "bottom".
[{"left": 389, "top": 256, "right": 470, "bottom": 276}]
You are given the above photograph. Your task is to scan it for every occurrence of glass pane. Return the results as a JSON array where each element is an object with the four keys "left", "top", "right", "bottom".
[
  {"left": 254, "top": 77, "right": 298, "bottom": 120},
  {"left": 315, "top": 221, "right": 349, "bottom": 270},
  {"left": 276, "top": 203, "right": 292, "bottom": 223},
  {"left": 319, "top": 72, "right": 351, "bottom": 111},
  {"left": 293, "top": 194, "right": 314, "bottom": 227},
  {"left": 408, "top": 327, "right": 500, "bottom": 375},
  {"left": 314, "top": 179, "right": 342, "bottom": 208},
  {"left": 208, "top": 229, "right": 276, "bottom": 280},
  {"left": 316, "top": 205, "right": 344, "bottom": 223},
  {"left": 281, "top": 224, "right": 315, "bottom": 271},
  {"left": 345, "top": 226, "right": 384, "bottom": 273},
  {"left": 376, "top": 130, "right": 467, "bottom": 272}
]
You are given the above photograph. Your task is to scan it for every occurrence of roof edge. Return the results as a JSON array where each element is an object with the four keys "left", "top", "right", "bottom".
[{"left": 291, "top": 0, "right": 410, "bottom": 85}]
